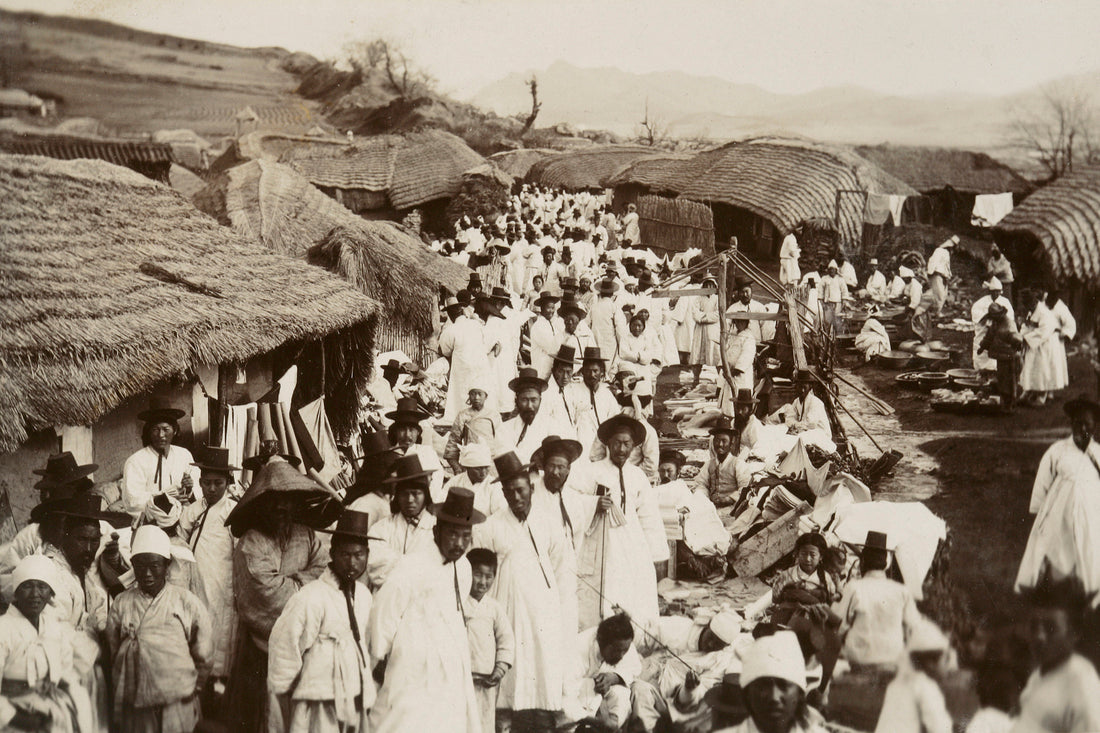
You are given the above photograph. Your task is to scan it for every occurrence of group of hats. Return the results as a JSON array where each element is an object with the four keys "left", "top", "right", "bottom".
[{"left": 30, "top": 452, "right": 129, "bottom": 528}]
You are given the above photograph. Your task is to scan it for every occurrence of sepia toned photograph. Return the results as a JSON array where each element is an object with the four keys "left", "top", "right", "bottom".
[{"left": 0, "top": 1, "right": 1098, "bottom": 731}]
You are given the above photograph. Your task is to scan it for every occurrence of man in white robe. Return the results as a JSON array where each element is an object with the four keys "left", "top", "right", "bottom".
[
  {"left": 590, "top": 281, "right": 626, "bottom": 362},
  {"left": 529, "top": 292, "right": 564, "bottom": 380},
  {"left": 369, "top": 487, "right": 485, "bottom": 733},
  {"left": 440, "top": 298, "right": 493, "bottom": 422},
  {"left": 726, "top": 277, "right": 773, "bottom": 343},
  {"left": 178, "top": 446, "right": 239, "bottom": 685},
  {"left": 122, "top": 397, "right": 201, "bottom": 519},
  {"left": 779, "top": 232, "right": 801, "bottom": 286},
  {"left": 443, "top": 444, "right": 507, "bottom": 518},
  {"left": 926, "top": 236, "right": 956, "bottom": 317},
  {"left": 564, "top": 349, "right": 619, "bottom": 461},
  {"left": 971, "top": 277, "right": 1016, "bottom": 372},
  {"left": 499, "top": 368, "right": 574, "bottom": 463},
  {"left": 770, "top": 370, "right": 832, "bottom": 441},
  {"left": 366, "top": 454, "right": 438, "bottom": 589},
  {"left": 718, "top": 315, "right": 756, "bottom": 416},
  {"left": 1021, "top": 293, "right": 1062, "bottom": 403},
  {"left": 864, "top": 258, "right": 889, "bottom": 303},
  {"left": 1015, "top": 398, "right": 1100, "bottom": 602},
  {"left": 543, "top": 345, "right": 580, "bottom": 433},
  {"left": 490, "top": 287, "right": 528, "bottom": 414},
  {"left": 573, "top": 416, "right": 668, "bottom": 634},
  {"left": 268, "top": 510, "right": 375, "bottom": 733},
  {"left": 473, "top": 453, "right": 572, "bottom": 728}
]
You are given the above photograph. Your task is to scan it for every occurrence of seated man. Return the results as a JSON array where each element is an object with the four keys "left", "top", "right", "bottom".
[
  {"left": 690, "top": 416, "right": 753, "bottom": 508},
  {"left": 769, "top": 370, "right": 832, "bottom": 441},
  {"left": 573, "top": 613, "right": 669, "bottom": 732}
]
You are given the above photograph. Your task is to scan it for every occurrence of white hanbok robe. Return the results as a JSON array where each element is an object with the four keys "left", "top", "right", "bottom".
[
  {"left": 368, "top": 544, "right": 480, "bottom": 733},
  {"left": 1013, "top": 653, "right": 1100, "bottom": 733},
  {"left": 496, "top": 306, "right": 530, "bottom": 412},
  {"left": 401, "top": 444, "right": 446, "bottom": 504},
  {"left": 727, "top": 298, "right": 773, "bottom": 343},
  {"left": 367, "top": 511, "right": 436, "bottom": 590},
  {"left": 779, "top": 234, "right": 801, "bottom": 285},
  {"left": 440, "top": 316, "right": 493, "bottom": 422},
  {"left": 179, "top": 495, "right": 238, "bottom": 678},
  {"left": 498, "top": 406, "right": 573, "bottom": 464},
  {"left": 719, "top": 329, "right": 756, "bottom": 414},
  {"left": 121, "top": 445, "right": 200, "bottom": 519},
  {"left": 443, "top": 471, "right": 508, "bottom": 518},
  {"left": 866, "top": 270, "right": 889, "bottom": 302},
  {"left": 267, "top": 569, "right": 374, "bottom": 733},
  {"left": 971, "top": 295, "right": 1016, "bottom": 371},
  {"left": 616, "top": 331, "right": 661, "bottom": 389},
  {"left": 590, "top": 298, "right": 625, "bottom": 361},
  {"left": 1015, "top": 438, "right": 1100, "bottom": 602},
  {"left": 1051, "top": 299, "right": 1077, "bottom": 390},
  {"left": 669, "top": 289, "right": 695, "bottom": 356},
  {"left": 1021, "top": 303, "right": 1061, "bottom": 392},
  {"left": 772, "top": 392, "right": 832, "bottom": 441},
  {"left": 564, "top": 383, "right": 619, "bottom": 461},
  {"left": 529, "top": 315, "right": 565, "bottom": 380},
  {"left": 572, "top": 459, "right": 668, "bottom": 633},
  {"left": 690, "top": 295, "right": 720, "bottom": 366},
  {"left": 472, "top": 506, "right": 571, "bottom": 711}
]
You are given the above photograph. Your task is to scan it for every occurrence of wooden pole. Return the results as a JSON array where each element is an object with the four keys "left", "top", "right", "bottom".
[
  {"left": 718, "top": 251, "right": 736, "bottom": 392},
  {"left": 811, "top": 372, "right": 885, "bottom": 453}
]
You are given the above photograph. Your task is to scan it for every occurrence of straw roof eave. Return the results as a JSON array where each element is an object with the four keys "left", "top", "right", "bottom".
[{"left": 0, "top": 154, "right": 381, "bottom": 451}]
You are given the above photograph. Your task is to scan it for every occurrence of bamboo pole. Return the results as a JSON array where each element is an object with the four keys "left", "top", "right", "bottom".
[
  {"left": 717, "top": 250, "right": 736, "bottom": 393},
  {"left": 811, "top": 372, "right": 885, "bottom": 453},
  {"left": 833, "top": 372, "right": 894, "bottom": 415}
]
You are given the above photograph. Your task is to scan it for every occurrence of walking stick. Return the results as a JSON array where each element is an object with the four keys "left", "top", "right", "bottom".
[{"left": 599, "top": 507, "right": 608, "bottom": 621}]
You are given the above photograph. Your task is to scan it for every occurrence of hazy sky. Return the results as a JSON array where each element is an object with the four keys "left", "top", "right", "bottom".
[{"left": 5, "top": 0, "right": 1100, "bottom": 100}]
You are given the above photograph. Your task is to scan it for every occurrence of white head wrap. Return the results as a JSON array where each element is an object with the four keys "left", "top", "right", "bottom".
[
  {"left": 739, "top": 631, "right": 807, "bottom": 691},
  {"left": 708, "top": 610, "right": 742, "bottom": 645},
  {"left": 12, "top": 555, "right": 56, "bottom": 594},
  {"left": 899, "top": 266, "right": 915, "bottom": 278},
  {"left": 827, "top": 260, "right": 839, "bottom": 270},
  {"left": 131, "top": 525, "right": 172, "bottom": 559},
  {"left": 985, "top": 276, "right": 1002, "bottom": 291},
  {"left": 459, "top": 443, "right": 492, "bottom": 468},
  {"left": 142, "top": 493, "right": 181, "bottom": 528}
]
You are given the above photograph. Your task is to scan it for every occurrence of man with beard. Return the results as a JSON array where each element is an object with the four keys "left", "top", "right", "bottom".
[
  {"left": 473, "top": 453, "right": 572, "bottom": 733},
  {"left": 725, "top": 275, "right": 773, "bottom": 342},
  {"left": 565, "top": 348, "right": 619, "bottom": 459},
  {"left": 369, "top": 487, "right": 486, "bottom": 733},
  {"left": 499, "top": 367, "right": 570, "bottom": 463},
  {"left": 542, "top": 345, "right": 579, "bottom": 431},
  {"left": 225, "top": 459, "right": 331, "bottom": 733}
]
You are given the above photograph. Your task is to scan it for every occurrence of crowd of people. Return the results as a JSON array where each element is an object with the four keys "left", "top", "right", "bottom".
[{"left": 1, "top": 184, "right": 1097, "bottom": 733}]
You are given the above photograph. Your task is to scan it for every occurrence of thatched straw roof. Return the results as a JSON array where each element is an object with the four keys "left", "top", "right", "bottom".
[
  {"left": 168, "top": 163, "right": 207, "bottom": 198},
  {"left": 605, "top": 154, "right": 696, "bottom": 191},
  {"left": 524, "top": 146, "right": 675, "bottom": 190},
  {"left": 273, "top": 129, "right": 486, "bottom": 210},
  {"left": 192, "top": 159, "right": 468, "bottom": 338},
  {"left": 671, "top": 138, "right": 916, "bottom": 247},
  {"left": 489, "top": 148, "right": 558, "bottom": 178},
  {"left": 994, "top": 167, "right": 1100, "bottom": 285},
  {"left": 853, "top": 144, "right": 1033, "bottom": 195},
  {"left": 0, "top": 130, "right": 174, "bottom": 166},
  {"left": 0, "top": 154, "right": 380, "bottom": 452}
]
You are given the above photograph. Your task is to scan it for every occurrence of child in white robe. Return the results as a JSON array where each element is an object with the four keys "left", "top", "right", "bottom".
[{"left": 464, "top": 549, "right": 514, "bottom": 733}]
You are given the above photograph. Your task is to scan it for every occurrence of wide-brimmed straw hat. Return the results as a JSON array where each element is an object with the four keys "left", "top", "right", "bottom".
[
  {"left": 596, "top": 414, "right": 646, "bottom": 446},
  {"left": 531, "top": 435, "right": 583, "bottom": 466},
  {"left": 224, "top": 459, "right": 337, "bottom": 537},
  {"left": 137, "top": 395, "right": 185, "bottom": 424},
  {"left": 429, "top": 486, "right": 486, "bottom": 526}
]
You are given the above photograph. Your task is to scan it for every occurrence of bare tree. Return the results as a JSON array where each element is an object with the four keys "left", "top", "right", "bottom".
[
  {"left": 344, "top": 38, "right": 435, "bottom": 99},
  {"left": 1011, "top": 81, "right": 1100, "bottom": 180},
  {"left": 518, "top": 76, "right": 542, "bottom": 137},
  {"left": 637, "top": 98, "right": 668, "bottom": 146}
]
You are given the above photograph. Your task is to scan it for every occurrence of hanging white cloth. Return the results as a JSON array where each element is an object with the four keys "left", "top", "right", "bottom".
[{"left": 971, "top": 193, "right": 1014, "bottom": 227}]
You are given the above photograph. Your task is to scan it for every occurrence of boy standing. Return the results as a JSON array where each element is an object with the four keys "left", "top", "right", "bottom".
[
  {"left": 464, "top": 548, "right": 515, "bottom": 733},
  {"left": 106, "top": 525, "right": 212, "bottom": 733}
]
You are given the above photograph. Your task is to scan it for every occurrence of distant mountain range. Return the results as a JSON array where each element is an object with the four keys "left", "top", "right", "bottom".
[{"left": 470, "top": 61, "right": 1100, "bottom": 155}]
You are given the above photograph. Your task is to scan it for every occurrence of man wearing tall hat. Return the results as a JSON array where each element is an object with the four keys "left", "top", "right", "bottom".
[
  {"left": 542, "top": 345, "right": 579, "bottom": 431},
  {"left": 832, "top": 531, "right": 921, "bottom": 670},
  {"left": 369, "top": 487, "right": 486, "bottom": 733},
  {"left": 385, "top": 397, "right": 446, "bottom": 502},
  {"left": 560, "top": 292, "right": 595, "bottom": 369},
  {"left": 588, "top": 384, "right": 661, "bottom": 483},
  {"left": 725, "top": 274, "right": 773, "bottom": 343},
  {"left": 178, "top": 445, "right": 241, "bottom": 692},
  {"left": 366, "top": 454, "right": 438, "bottom": 589},
  {"left": 41, "top": 491, "right": 130, "bottom": 731},
  {"left": 1016, "top": 397, "right": 1100, "bottom": 602},
  {"left": 268, "top": 509, "right": 378, "bottom": 733},
  {"left": 0, "top": 452, "right": 100, "bottom": 598},
  {"left": 122, "top": 395, "right": 201, "bottom": 519},
  {"left": 529, "top": 291, "right": 563, "bottom": 380},
  {"left": 567, "top": 347, "right": 620, "bottom": 459},
  {"left": 732, "top": 388, "right": 763, "bottom": 453},
  {"left": 574, "top": 414, "right": 668, "bottom": 633},
  {"left": 530, "top": 435, "right": 585, "bottom": 634},
  {"left": 499, "top": 367, "right": 571, "bottom": 464},
  {"left": 345, "top": 429, "right": 401, "bottom": 524},
  {"left": 473, "top": 452, "right": 573, "bottom": 732},
  {"left": 490, "top": 286, "right": 528, "bottom": 413},
  {"left": 440, "top": 291, "right": 494, "bottom": 422},
  {"left": 225, "top": 458, "right": 332, "bottom": 733}
]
